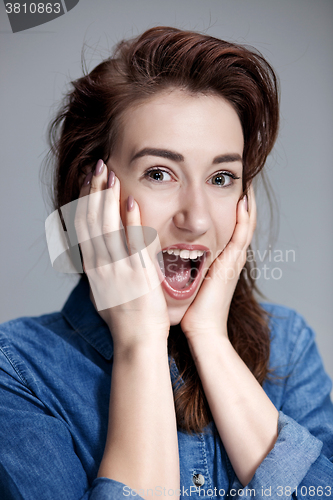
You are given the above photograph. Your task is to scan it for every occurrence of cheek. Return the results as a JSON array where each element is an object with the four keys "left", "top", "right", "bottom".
[
  {"left": 214, "top": 201, "right": 238, "bottom": 250},
  {"left": 133, "top": 195, "right": 168, "bottom": 231}
]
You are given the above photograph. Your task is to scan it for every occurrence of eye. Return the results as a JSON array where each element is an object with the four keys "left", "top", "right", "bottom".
[
  {"left": 208, "top": 171, "right": 239, "bottom": 187},
  {"left": 145, "top": 168, "right": 173, "bottom": 182}
]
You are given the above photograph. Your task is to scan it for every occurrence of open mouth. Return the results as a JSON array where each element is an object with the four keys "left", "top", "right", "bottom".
[{"left": 157, "top": 246, "right": 208, "bottom": 300}]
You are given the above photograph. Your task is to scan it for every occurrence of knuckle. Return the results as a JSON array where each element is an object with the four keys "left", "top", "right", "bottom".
[
  {"left": 96, "top": 256, "right": 111, "bottom": 268},
  {"left": 86, "top": 212, "right": 97, "bottom": 228},
  {"left": 93, "top": 266, "right": 106, "bottom": 280},
  {"left": 74, "top": 218, "right": 85, "bottom": 234},
  {"left": 102, "top": 223, "right": 113, "bottom": 235}
]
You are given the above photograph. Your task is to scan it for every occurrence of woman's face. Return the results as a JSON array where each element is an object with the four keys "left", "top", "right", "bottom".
[{"left": 107, "top": 89, "right": 244, "bottom": 325}]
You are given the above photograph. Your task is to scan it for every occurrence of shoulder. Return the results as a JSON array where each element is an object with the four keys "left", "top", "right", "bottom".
[
  {"left": 260, "top": 302, "right": 315, "bottom": 341},
  {"left": 259, "top": 302, "right": 318, "bottom": 368},
  {"left": 0, "top": 311, "right": 73, "bottom": 380},
  {"left": 260, "top": 303, "right": 333, "bottom": 418},
  {"left": 0, "top": 310, "right": 70, "bottom": 345}
]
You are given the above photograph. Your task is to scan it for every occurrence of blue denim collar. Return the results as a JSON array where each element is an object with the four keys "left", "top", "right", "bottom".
[{"left": 61, "top": 277, "right": 114, "bottom": 360}]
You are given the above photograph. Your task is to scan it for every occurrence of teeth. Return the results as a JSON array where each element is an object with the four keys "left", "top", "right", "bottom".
[
  {"left": 179, "top": 249, "right": 190, "bottom": 259},
  {"left": 189, "top": 250, "right": 204, "bottom": 260},
  {"left": 162, "top": 248, "right": 205, "bottom": 259}
]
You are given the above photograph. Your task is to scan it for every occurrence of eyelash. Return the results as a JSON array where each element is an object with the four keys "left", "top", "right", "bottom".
[{"left": 143, "top": 167, "right": 240, "bottom": 187}]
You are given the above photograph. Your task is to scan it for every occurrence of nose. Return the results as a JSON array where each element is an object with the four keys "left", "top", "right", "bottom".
[{"left": 172, "top": 185, "right": 212, "bottom": 237}]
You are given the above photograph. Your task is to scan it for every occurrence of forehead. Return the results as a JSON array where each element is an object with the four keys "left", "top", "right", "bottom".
[{"left": 114, "top": 89, "right": 244, "bottom": 159}]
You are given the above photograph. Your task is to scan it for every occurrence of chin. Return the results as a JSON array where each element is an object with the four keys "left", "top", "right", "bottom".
[
  {"left": 167, "top": 303, "right": 190, "bottom": 326},
  {"left": 166, "top": 302, "right": 186, "bottom": 325}
]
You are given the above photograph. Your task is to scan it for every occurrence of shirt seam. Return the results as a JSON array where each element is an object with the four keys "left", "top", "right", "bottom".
[
  {"left": 199, "top": 432, "right": 213, "bottom": 491},
  {"left": 281, "top": 319, "right": 316, "bottom": 409},
  {"left": 0, "top": 344, "right": 30, "bottom": 387},
  {"left": 271, "top": 309, "right": 300, "bottom": 405}
]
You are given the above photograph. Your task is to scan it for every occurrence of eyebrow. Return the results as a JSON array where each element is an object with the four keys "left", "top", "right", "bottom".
[{"left": 129, "top": 148, "right": 243, "bottom": 165}]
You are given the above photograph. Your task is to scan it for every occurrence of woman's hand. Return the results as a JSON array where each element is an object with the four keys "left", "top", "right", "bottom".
[
  {"left": 74, "top": 160, "right": 170, "bottom": 351},
  {"left": 180, "top": 184, "right": 256, "bottom": 340},
  {"left": 76, "top": 163, "right": 180, "bottom": 492},
  {"left": 180, "top": 186, "right": 278, "bottom": 486}
]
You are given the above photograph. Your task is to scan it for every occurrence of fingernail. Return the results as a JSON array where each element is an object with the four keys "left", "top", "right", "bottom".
[
  {"left": 107, "top": 170, "right": 115, "bottom": 188},
  {"left": 127, "top": 195, "right": 134, "bottom": 212},
  {"left": 94, "top": 159, "right": 104, "bottom": 176},
  {"left": 243, "top": 195, "right": 248, "bottom": 212},
  {"left": 83, "top": 171, "right": 93, "bottom": 186}
]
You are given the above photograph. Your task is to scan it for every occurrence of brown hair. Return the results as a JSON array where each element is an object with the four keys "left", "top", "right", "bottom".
[{"left": 45, "top": 26, "right": 279, "bottom": 433}]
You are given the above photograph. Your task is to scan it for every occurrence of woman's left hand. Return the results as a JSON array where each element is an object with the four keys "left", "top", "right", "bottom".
[{"left": 180, "top": 184, "right": 256, "bottom": 341}]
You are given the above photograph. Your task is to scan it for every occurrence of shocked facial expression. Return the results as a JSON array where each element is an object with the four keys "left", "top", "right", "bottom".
[{"left": 107, "top": 88, "right": 244, "bottom": 325}]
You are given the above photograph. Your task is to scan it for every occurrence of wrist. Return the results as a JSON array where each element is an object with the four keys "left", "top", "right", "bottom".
[
  {"left": 113, "top": 335, "right": 168, "bottom": 360},
  {"left": 187, "top": 329, "right": 232, "bottom": 362},
  {"left": 184, "top": 323, "right": 228, "bottom": 344}
]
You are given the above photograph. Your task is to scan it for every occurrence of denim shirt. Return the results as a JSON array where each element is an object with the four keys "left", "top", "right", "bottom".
[{"left": 0, "top": 277, "right": 332, "bottom": 500}]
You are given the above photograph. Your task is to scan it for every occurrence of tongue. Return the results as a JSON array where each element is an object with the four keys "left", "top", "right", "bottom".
[{"left": 163, "top": 254, "right": 192, "bottom": 290}]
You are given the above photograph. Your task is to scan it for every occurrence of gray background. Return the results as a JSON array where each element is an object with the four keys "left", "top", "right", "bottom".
[{"left": 0, "top": 0, "right": 332, "bottom": 385}]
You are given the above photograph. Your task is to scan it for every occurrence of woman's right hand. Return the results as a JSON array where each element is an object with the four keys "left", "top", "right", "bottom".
[{"left": 74, "top": 159, "right": 170, "bottom": 351}]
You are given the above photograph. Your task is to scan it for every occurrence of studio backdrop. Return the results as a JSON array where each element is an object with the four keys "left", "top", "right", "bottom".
[{"left": 0, "top": 0, "right": 332, "bottom": 383}]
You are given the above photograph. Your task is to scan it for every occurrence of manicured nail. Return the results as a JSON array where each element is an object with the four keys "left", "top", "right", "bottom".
[
  {"left": 127, "top": 195, "right": 134, "bottom": 212},
  {"left": 94, "top": 159, "right": 104, "bottom": 176},
  {"left": 243, "top": 195, "right": 248, "bottom": 212},
  {"left": 107, "top": 170, "right": 115, "bottom": 188},
  {"left": 83, "top": 171, "right": 93, "bottom": 186}
]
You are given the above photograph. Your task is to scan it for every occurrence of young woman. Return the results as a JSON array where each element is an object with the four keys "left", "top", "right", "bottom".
[{"left": 0, "top": 26, "right": 332, "bottom": 500}]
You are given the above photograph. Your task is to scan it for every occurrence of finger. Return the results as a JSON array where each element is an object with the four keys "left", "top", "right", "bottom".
[
  {"left": 214, "top": 194, "right": 250, "bottom": 275},
  {"left": 102, "top": 171, "right": 129, "bottom": 263},
  {"left": 123, "top": 195, "right": 146, "bottom": 262},
  {"left": 123, "top": 194, "right": 162, "bottom": 288},
  {"left": 229, "top": 194, "right": 250, "bottom": 254},
  {"left": 86, "top": 160, "right": 113, "bottom": 269},
  {"left": 74, "top": 171, "right": 95, "bottom": 272},
  {"left": 245, "top": 184, "right": 257, "bottom": 248},
  {"left": 87, "top": 160, "right": 108, "bottom": 239}
]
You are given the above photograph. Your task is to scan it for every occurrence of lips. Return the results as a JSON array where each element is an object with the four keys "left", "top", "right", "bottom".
[{"left": 156, "top": 244, "right": 209, "bottom": 300}]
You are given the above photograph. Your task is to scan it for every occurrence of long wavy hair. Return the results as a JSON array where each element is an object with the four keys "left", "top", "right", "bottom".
[{"left": 45, "top": 26, "right": 279, "bottom": 433}]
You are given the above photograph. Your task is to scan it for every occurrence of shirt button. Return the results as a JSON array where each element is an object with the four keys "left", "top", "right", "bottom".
[{"left": 192, "top": 473, "right": 205, "bottom": 487}]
